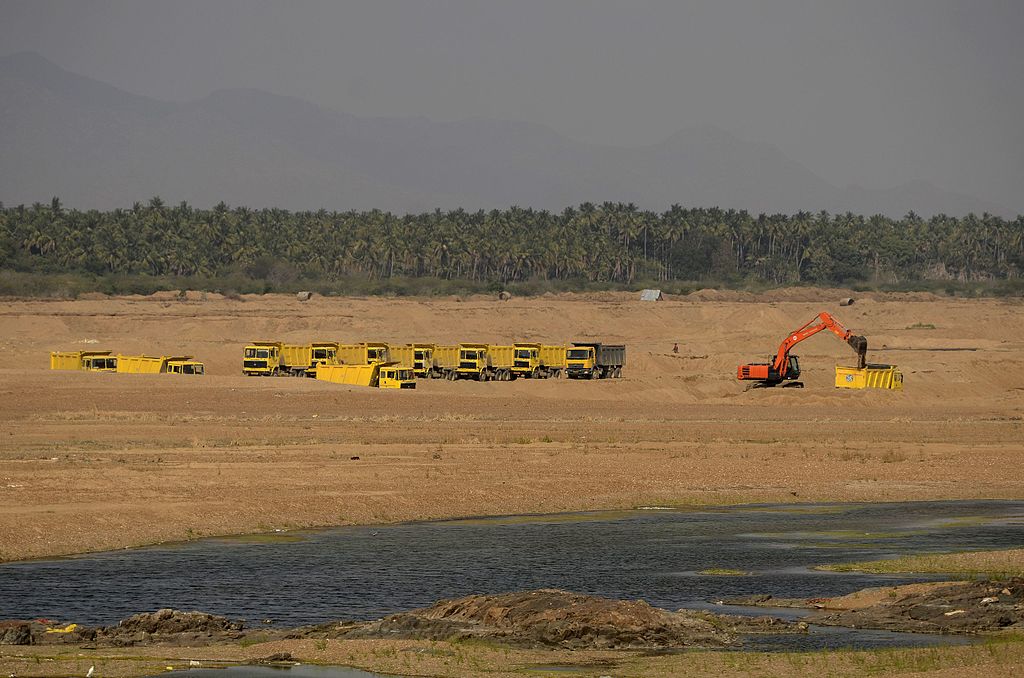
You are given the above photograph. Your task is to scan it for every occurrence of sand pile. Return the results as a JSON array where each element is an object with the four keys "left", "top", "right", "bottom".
[{"left": 334, "top": 589, "right": 796, "bottom": 648}]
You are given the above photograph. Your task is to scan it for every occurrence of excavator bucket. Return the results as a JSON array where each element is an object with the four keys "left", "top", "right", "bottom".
[{"left": 847, "top": 335, "right": 868, "bottom": 369}]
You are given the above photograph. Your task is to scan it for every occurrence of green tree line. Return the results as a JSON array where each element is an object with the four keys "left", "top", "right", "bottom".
[{"left": 2, "top": 197, "right": 1022, "bottom": 291}]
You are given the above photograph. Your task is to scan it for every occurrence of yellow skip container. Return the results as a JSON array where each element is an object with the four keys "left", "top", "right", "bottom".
[{"left": 835, "top": 364, "right": 903, "bottom": 390}]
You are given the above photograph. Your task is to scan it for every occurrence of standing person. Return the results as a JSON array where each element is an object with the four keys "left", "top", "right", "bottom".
[{"left": 672, "top": 342, "right": 679, "bottom": 354}]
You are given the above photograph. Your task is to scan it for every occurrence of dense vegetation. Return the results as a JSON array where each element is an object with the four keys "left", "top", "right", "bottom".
[{"left": 1, "top": 198, "right": 1022, "bottom": 296}]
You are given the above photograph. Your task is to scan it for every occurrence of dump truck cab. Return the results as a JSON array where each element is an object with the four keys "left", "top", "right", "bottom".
[
  {"left": 337, "top": 343, "right": 391, "bottom": 365},
  {"left": 243, "top": 341, "right": 283, "bottom": 376},
  {"left": 512, "top": 343, "right": 542, "bottom": 378},
  {"left": 412, "top": 343, "right": 438, "bottom": 378},
  {"left": 310, "top": 342, "right": 339, "bottom": 368},
  {"left": 365, "top": 343, "right": 390, "bottom": 362},
  {"left": 378, "top": 365, "right": 416, "bottom": 389},
  {"left": 82, "top": 354, "right": 118, "bottom": 371},
  {"left": 167, "top": 359, "right": 205, "bottom": 375},
  {"left": 457, "top": 343, "right": 489, "bottom": 380},
  {"left": 565, "top": 345, "right": 597, "bottom": 377}
]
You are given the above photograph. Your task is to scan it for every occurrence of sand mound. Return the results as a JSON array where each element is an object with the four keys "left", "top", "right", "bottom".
[{"left": 335, "top": 589, "right": 794, "bottom": 648}]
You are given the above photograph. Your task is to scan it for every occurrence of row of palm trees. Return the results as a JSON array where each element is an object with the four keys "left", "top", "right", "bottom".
[{"left": 2, "top": 197, "right": 1022, "bottom": 285}]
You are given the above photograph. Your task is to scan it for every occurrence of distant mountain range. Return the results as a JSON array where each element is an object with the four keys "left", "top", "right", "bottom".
[{"left": 0, "top": 51, "right": 1009, "bottom": 216}]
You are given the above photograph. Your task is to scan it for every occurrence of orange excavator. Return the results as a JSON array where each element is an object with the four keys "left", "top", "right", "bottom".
[{"left": 737, "top": 312, "right": 867, "bottom": 388}]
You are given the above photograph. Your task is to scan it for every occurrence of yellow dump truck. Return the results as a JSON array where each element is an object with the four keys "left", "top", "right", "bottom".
[
  {"left": 117, "top": 355, "right": 205, "bottom": 374},
  {"left": 337, "top": 342, "right": 391, "bottom": 365},
  {"left": 243, "top": 341, "right": 283, "bottom": 376},
  {"left": 280, "top": 342, "right": 339, "bottom": 377},
  {"left": 455, "top": 343, "right": 517, "bottom": 381},
  {"left": 50, "top": 351, "right": 118, "bottom": 371},
  {"left": 315, "top": 361, "right": 415, "bottom": 389},
  {"left": 565, "top": 342, "right": 626, "bottom": 379},
  {"left": 433, "top": 344, "right": 460, "bottom": 380},
  {"left": 835, "top": 364, "right": 903, "bottom": 390},
  {"left": 512, "top": 343, "right": 566, "bottom": 379}
]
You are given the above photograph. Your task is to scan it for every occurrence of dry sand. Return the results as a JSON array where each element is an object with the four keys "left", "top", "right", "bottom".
[{"left": 1, "top": 290, "right": 1022, "bottom": 562}]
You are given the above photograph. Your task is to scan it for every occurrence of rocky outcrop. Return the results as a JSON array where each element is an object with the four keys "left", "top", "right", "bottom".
[
  {"left": 332, "top": 589, "right": 798, "bottom": 649},
  {"left": 812, "top": 579, "right": 1024, "bottom": 634}
]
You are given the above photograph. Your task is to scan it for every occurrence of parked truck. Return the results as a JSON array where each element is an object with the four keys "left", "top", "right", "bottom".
[
  {"left": 512, "top": 343, "right": 566, "bottom": 379},
  {"left": 243, "top": 341, "right": 283, "bottom": 376},
  {"left": 455, "top": 343, "right": 517, "bottom": 381},
  {"left": 280, "top": 342, "right": 339, "bottom": 377},
  {"left": 50, "top": 350, "right": 118, "bottom": 372},
  {"left": 117, "top": 355, "right": 205, "bottom": 374},
  {"left": 337, "top": 342, "right": 391, "bottom": 365},
  {"left": 315, "top": 361, "right": 416, "bottom": 389},
  {"left": 565, "top": 342, "right": 625, "bottom": 379}
]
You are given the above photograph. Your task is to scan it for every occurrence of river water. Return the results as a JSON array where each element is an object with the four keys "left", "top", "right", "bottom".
[{"left": 3, "top": 500, "right": 1023, "bottom": 655}]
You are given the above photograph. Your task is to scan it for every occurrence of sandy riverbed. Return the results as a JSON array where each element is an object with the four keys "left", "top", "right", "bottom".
[{"left": 1, "top": 289, "right": 1022, "bottom": 562}]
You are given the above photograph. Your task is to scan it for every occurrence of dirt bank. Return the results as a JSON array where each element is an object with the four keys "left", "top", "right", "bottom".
[
  {"left": 2, "top": 590, "right": 799, "bottom": 651},
  {"left": 726, "top": 579, "right": 1024, "bottom": 634},
  {"left": 1, "top": 291, "right": 1022, "bottom": 561}
]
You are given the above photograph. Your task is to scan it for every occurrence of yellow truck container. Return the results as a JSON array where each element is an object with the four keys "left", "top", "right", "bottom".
[
  {"left": 280, "top": 342, "right": 339, "bottom": 377},
  {"left": 389, "top": 344, "right": 415, "bottom": 370},
  {"left": 455, "top": 343, "right": 517, "bottom": 381},
  {"left": 835, "top": 364, "right": 903, "bottom": 390},
  {"left": 117, "top": 355, "right": 205, "bottom": 374},
  {"left": 50, "top": 351, "right": 117, "bottom": 371},
  {"left": 315, "top": 361, "right": 415, "bottom": 389},
  {"left": 243, "top": 341, "right": 283, "bottom": 376},
  {"left": 513, "top": 343, "right": 566, "bottom": 378},
  {"left": 433, "top": 344, "right": 460, "bottom": 379},
  {"left": 337, "top": 343, "right": 391, "bottom": 365},
  {"left": 166, "top": 360, "right": 205, "bottom": 375}
]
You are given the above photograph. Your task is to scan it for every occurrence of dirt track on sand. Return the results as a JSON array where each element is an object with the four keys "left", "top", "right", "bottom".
[{"left": 1, "top": 290, "right": 1022, "bottom": 561}]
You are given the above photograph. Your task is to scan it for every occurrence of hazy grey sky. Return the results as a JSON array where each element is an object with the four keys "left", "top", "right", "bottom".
[{"left": 2, "top": 0, "right": 1022, "bottom": 209}]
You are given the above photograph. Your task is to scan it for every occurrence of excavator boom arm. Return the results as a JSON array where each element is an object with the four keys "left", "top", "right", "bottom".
[{"left": 772, "top": 312, "right": 867, "bottom": 374}]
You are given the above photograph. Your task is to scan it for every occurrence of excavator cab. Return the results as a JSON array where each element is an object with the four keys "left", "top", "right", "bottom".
[{"left": 784, "top": 355, "right": 801, "bottom": 382}]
